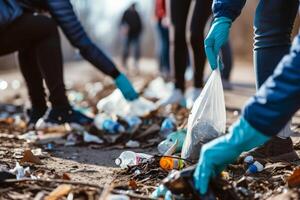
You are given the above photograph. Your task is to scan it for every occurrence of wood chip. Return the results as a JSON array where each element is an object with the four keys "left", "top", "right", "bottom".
[{"left": 45, "top": 184, "right": 72, "bottom": 200}]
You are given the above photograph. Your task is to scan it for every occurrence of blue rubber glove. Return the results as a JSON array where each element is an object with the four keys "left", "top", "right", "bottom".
[
  {"left": 115, "top": 73, "right": 139, "bottom": 101},
  {"left": 193, "top": 117, "right": 270, "bottom": 194},
  {"left": 205, "top": 17, "right": 232, "bottom": 70},
  {"left": 151, "top": 185, "right": 172, "bottom": 200}
]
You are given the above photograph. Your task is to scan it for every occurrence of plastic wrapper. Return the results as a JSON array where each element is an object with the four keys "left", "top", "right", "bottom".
[
  {"left": 181, "top": 70, "right": 226, "bottom": 161},
  {"left": 97, "top": 89, "right": 157, "bottom": 117}
]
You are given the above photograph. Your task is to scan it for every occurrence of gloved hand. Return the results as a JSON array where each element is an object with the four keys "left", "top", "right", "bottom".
[
  {"left": 151, "top": 185, "right": 172, "bottom": 200},
  {"left": 193, "top": 117, "right": 270, "bottom": 194},
  {"left": 115, "top": 73, "right": 139, "bottom": 101},
  {"left": 205, "top": 17, "right": 232, "bottom": 70}
]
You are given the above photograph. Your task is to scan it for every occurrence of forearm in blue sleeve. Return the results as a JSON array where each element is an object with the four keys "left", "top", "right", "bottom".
[
  {"left": 46, "top": 0, "right": 120, "bottom": 78},
  {"left": 213, "top": 0, "right": 247, "bottom": 21},
  {"left": 243, "top": 35, "right": 300, "bottom": 136}
]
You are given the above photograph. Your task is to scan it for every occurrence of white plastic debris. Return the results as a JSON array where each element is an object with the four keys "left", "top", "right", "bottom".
[
  {"left": 9, "top": 162, "right": 30, "bottom": 180},
  {"left": 143, "top": 77, "right": 174, "bottom": 99},
  {"left": 107, "top": 194, "right": 130, "bottom": 200},
  {"left": 18, "top": 131, "right": 38, "bottom": 142},
  {"left": 115, "top": 151, "right": 153, "bottom": 168},
  {"left": 97, "top": 90, "right": 157, "bottom": 117},
  {"left": 246, "top": 161, "right": 264, "bottom": 174},
  {"left": 244, "top": 155, "right": 254, "bottom": 164},
  {"left": 83, "top": 132, "right": 104, "bottom": 144},
  {"left": 125, "top": 140, "right": 140, "bottom": 148}
]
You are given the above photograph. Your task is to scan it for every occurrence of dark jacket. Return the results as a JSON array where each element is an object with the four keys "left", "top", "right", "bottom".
[
  {"left": 212, "top": 0, "right": 246, "bottom": 21},
  {"left": 121, "top": 8, "right": 143, "bottom": 38},
  {"left": 18, "top": 0, "right": 120, "bottom": 78}
]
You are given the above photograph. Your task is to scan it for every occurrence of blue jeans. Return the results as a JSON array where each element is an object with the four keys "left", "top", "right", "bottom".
[
  {"left": 156, "top": 20, "right": 170, "bottom": 73},
  {"left": 122, "top": 35, "right": 141, "bottom": 67},
  {"left": 253, "top": 0, "right": 299, "bottom": 88},
  {"left": 244, "top": 34, "right": 300, "bottom": 136}
]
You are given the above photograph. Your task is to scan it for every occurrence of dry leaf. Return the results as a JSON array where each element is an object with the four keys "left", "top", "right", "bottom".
[
  {"left": 20, "top": 150, "right": 42, "bottom": 165},
  {"left": 287, "top": 168, "right": 300, "bottom": 187},
  {"left": 62, "top": 173, "right": 71, "bottom": 180},
  {"left": 128, "top": 179, "right": 138, "bottom": 190},
  {"left": 45, "top": 184, "right": 72, "bottom": 200}
]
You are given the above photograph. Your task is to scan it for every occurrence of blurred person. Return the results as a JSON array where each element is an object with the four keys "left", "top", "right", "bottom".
[
  {"left": 154, "top": 32, "right": 300, "bottom": 196},
  {"left": 204, "top": 0, "right": 298, "bottom": 161},
  {"left": 159, "top": 0, "right": 233, "bottom": 107},
  {"left": 120, "top": 3, "right": 143, "bottom": 69},
  {"left": 154, "top": 0, "right": 170, "bottom": 79},
  {"left": 0, "top": 0, "right": 138, "bottom": 128}
]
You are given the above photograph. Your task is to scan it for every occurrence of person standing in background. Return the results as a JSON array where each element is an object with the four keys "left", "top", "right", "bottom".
[
  {"left": 154, "top": 0, "right": 170, "bottom": 79},
  {"left": 159, "top": 0, "right": 233, "bottom": 107},
  {"left": 120, "top": 3, "right": 143, "bottom": 70}
]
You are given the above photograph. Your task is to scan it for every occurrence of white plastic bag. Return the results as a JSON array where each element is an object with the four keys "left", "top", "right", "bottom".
[
  {"left": 97, "top": 89, "right": 157, "bottom": 117},
  {"left": 181, "top": 70, "right": 226, "bottom": 161}
]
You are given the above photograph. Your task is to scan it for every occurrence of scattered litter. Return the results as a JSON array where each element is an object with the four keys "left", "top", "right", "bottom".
[
  {"left": 94, "top": 113, "right": 125, "bottom": 134},
  {"left": 157, "top": 130, "right": 186, "bottom": 155},
  {"left": 9, "top": 162, "right": 30, "bottom": 180},
  {"left": 143, "top": 77, "right": 174, "bottom": 99},
  {"left": 159, "top": 156, "right": 184, "bottom": 171},
  {"left": 125, "top": 140, "right": 140, "bottom": 148},
  {"left": 46, "top": 143, "right": 54, "bottom": 151},
  {"left": 124, "top": 116, "right": 142, "bottom": 133},
  {"left": 83, "top": 132, "right": 104, "bottom": 144},
  {"left": 246, "top": 161, "right": 264, "bottom": 174},
  {"left": 18, "top": 131, "right": 38, "bottom": 142},
  {"left": 134, "top": 170, "right": 141, "bottom": 176},
  {"left": 115, "top": 151, "right": 153, "bottom": 168},
  {"left": 107, "top": 194, "right": 130, "bottom": 200},
  {"left": 160, "top": 116, "right": 176, "bottom": 138},
  {"left": 244, "top": 155, "right": 254, "bottom": 164},
  {"left": 97, "top": 89, "right": 157, "bottom": 117}
]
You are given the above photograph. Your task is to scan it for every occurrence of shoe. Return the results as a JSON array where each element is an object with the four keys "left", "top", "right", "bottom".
[
  {"left": 185, "top": 87, "right": 202, "bottom": 109},
  {"left": 241, "top": 136, "right": 299, "bottom": 163},
  {"left": 157, "top": 88, "right": 186, "bottom": 107},
  {"left": 36, "top": 106, "right": 93, "bottom": 130},
  {"left": 27, "top": 107, "right": 47, "bottom": 129}
]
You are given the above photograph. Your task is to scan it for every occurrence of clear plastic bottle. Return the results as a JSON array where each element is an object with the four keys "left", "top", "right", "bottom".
[
  {"left": 102, "top": 119, "right": 125, "bottom": 134},
  {"left": 115, "top": 151, "right": 153, "bottom": 168},
  {"left": 158, "top": 140, "right": 175, "bottom": 154},
  {"left": 160, "top": 116, "right": 176, "bottom": 138},
  {"left": 94, "top": 114, "right": 125, "bottom": 134}
]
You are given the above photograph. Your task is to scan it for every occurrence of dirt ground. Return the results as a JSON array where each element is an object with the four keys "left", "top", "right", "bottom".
[{"left": 1, "top": 59, "right": 300, "bottom": 199}]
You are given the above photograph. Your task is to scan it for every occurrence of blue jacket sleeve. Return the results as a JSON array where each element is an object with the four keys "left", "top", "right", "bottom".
[
  {"left": 213, "top": 0, "right": 247, "bottom": 21},
  {"left": 243, "top": 35, "right": 300, "bottom": 136},
  {"left": 45, "top": 0, "right": 120, "bottom": 78}
]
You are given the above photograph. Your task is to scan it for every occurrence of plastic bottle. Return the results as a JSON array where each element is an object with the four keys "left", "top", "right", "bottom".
[
  {"left": 246, "top": 161, "right": 264, "bottom": 174},
  {"left": 158, "top": 140, "right": 175, "bottom": 154},
  {"left": 124, "top": 116, "right": 142, "bottom": 133},
  {"left": 94, "top": 114, "right": 125, "bottom": 134},
  {"left": 115, "top": 151, "right": 153, "bottom": 168},
  {"left": 102, "top": 119, "right": 125, "bottom": 134},
  {"left": 244, "top": 155, "right": 254, "bottom": 164},
  {"left": 159, "top": 157, "right": 184, "bottom": 171},
  {"left": 160, "top": 116, "right": 176, "bottom": 138},
  {"left": 157, "top": 130, "right": 187, "bottom": 155}
]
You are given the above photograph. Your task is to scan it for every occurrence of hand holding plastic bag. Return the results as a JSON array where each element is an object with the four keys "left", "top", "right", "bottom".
[{"left": 181, "top": 69, "right": 226, "bottom": 161}]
